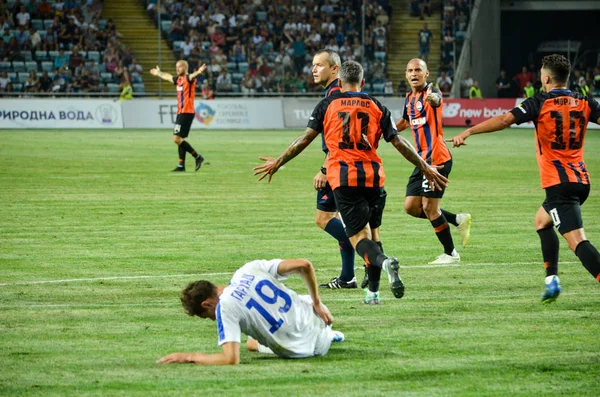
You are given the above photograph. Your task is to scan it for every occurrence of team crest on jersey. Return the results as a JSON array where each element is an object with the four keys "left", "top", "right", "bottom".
[
  {"left": 416, "top": 101, "right": 423, "bottom": 111},
  {"left": 195, "top": 103, "right": 216, "bottom": 125}
]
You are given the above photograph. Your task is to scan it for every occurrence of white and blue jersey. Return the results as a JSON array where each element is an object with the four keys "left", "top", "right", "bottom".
[{"left": 216, "top": 259, "right": 332, "bottom": 358}]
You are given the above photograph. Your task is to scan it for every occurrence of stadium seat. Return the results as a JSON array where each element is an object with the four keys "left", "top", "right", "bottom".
[
  {"left": 2, "top": 36, "right": 9, "bottom": 43},
  {"left": 231, "top": 84, "right": 241, "bottom": 93},
  {"left": 18, "top": 72, "right": 29, "bottom": 83},
  {"left": 41, "top": 61, "right": 53, "bottom": 72},
  {"left": 25, "top": 61, "right": 38, "bottom": 72},
  {"left": 37, "top": 30, "right": 47, "bottom": 40},
  {"left": 7, "top": 72, "right": 17, "bottom": 80},
  {"left": 227, "top": 62, "right": 238, "bottom": 72},
  {"left": 133, "top": 83, "right": 145, "bottom": 93},
  {"left": 48, "top": 50, "right": 58, "bottom": 59},
  {"left": 101, "top": 72, "right": 113, "bottom": 83},
  {"left": 13, "top": 83, "right": 22, "bottom": 91},
  {"left": 79, "top": 50, "right": 87, "bottom": 58},
  {"left": 256, "top": 11, "right": 267, "bottom": 21},
  {"left": 238, "top": 62, "right": 249, "bottom": 74},
  {"left": 43, "top": 19, "right": 53, "bottom": 29},
  {"left": 160, "top": 20, "right": 171, "bottom": 32},
  {"left": 106, "top": 83, "right": 119, "bottom": 93},
  {"left": 12, "top": 61, "right": 25, "bottom": 72},
  {"left": 98, "top": 63, "right": 106, "bottom": 73},
  {"left": 20, "top": 51, "right": 33, "bottom": 62},
  {"left": 374, "top": 51, "right": 386, "bottom": 62},
  {"left": 0, "top": 61, "right": 11, "bottom": 72},
  {"left": 87, "top": 51, "right": 100, "bottom": 62},
  {"left": 35, "top": 51, "right": 49, "bottom": 62},
  {"left": 98, "top": 20, "right": 107, "bottom": 30},
  {"left": 372, "top": 83, "right": 385, "bottom": 93},
  {"left": 232, "top": 73, "right": 243, "bottom": 84},
  {"left": 31, "top": 19, "right": 43, "bottom": 30},
  {"left": 201, "top": 41, "right": 210, "bottom": 50},
  {"left": 173, "top": 41, "right": 184, "bottom": 50}
]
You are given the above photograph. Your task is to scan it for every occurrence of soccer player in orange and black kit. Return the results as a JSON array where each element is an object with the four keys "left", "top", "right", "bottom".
[
  {"left": 396, "top": 58, "right": 471, "bottom": 265},
  {"left": 311, "top": 50, "right": 358, "bottom": 290},
  {"left": 150, "top": 61, "right": 207, "bottom": 172},
  {"left": 254, "top": 61, "right": 448, "bottom": 304},
  {"left": 448, "top": 54, "right": 600, "bottom": 303}
]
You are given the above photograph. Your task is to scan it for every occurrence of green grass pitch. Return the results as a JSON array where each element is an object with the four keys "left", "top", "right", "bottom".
[{"left": 1, "top": 127, "right": 599, "bottom": 396}]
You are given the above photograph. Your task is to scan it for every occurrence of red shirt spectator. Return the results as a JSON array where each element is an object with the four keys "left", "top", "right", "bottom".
[
  {"left": 210, "top": 27, "right": 225, "bottom": 47},
  {"left": 515, "top": 66, "right": 533, "bottom": 96}
]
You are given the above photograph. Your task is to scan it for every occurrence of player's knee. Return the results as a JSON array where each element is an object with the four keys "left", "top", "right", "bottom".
[
  {"left": 404, "top": 203, "right": 421, "bottom": 217},
  {"left": 315, "top": 211, "right": 334, "bottom": 230},
  {"left": 421, "top": 201, "right": 438, "bottom": 218},
  {"left": 173, "top": 136, "right": 182, "bottom": 145},
  {"left": 246, "top": 338, "right": 259, "bottom": 352}
]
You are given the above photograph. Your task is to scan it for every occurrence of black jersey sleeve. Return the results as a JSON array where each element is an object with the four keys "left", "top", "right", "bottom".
[{"left": 510, "top": 96, "right": 542, "bottom": 125}]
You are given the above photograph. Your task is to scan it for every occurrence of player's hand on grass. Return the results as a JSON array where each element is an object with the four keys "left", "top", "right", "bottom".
[
  {"left": 313, "top": 170, "right": 327, "bottom": 190},
  {"left": 156, "top": 353, "right": 192, "bottom": 364},
  {"left": 445, "top": 131, "right": 470, "bottom": 147},
  {"left": 313, "top": 301, "right": 333, "bottom": 326},
  {"left": 253, "top": 156, "right": 279, "bottom": 183},
  {"left": 423, "top": 164, "right": 448, "bottom": 191}
]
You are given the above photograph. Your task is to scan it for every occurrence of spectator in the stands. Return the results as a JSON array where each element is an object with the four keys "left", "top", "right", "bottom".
[
  {"left": 384, "top": 74, "right": 394, "bottom": 95},
  {"left": 38, "top": 70, "right": 52, "bottom": 92},
  {"left": 418, "top": 23, "right": 432, "bottom": 62},
  {"left": 523, "top": 80, "right": 535, "bottom": 98},
  {"left": 496, "top": 69, "right": 511, "bottom": 98},
  {"left": 469, "top": 80, "right": 482, "bottom": 99},
  {"left": 128, "top": 58, "right": 143, "bottom": 84},
  {"left": 16, "top": 5, "right": 30, "bottom": 27},
  {"left": 37, "top": 0, "right": 53, "bottom": 20},
  {"left": 69, "top": 47, "right": 85, "bottom": 70},
  {"left": 436, "top": 71, "right": 452, "bottom": 94},
  {"left": 0, "top": 71, "right": 12, "bottom": 93},
  {"left": 514, "top": 65, "right": 533, "bottom": 97},
  {"left": 461, "top": 71, "right": 473, "bottom": 98},
  {"left": 54, "top": 48, "right": 69, "bottom": 70},
  {"left": 169, "top": 18, "right": 185, "bottom": 42},
  {"left": 216, "top": 68, "right": 232, "bottom": 92},
  {"left": 181, "top": 36, "right": 194, "bottom": 59}
]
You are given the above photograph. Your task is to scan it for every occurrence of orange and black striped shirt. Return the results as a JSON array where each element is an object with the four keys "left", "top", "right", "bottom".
[
  {"left": 511, "top": 90, "right": 600, "bottom": 189},
  {"left": 402, "top": 83, "right": 451, "bottom": 165},
  {"left": 172, "top": 75, "right": 196, "bottom": 114},
  {"left": 307, "top": 91, "right": 398, "bottom": 190}
]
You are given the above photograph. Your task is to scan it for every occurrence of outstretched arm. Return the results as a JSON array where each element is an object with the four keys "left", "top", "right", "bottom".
[
  {"left": 149, "top": 66, "right": 175, "bottom": 82},
  {"left": 447, "top": 112, "right": 516, "bottom": 147},
  {"left": 276, "top": 259, "right": 333, "bottom": 326},
  {"left": 253, "top": 127, "right": 320, "bottom": 183},
  {"left": 390, "top": 134, "right": 448, "bottom": 190},
  {"left": 157, "top": 341, "right": 241, "bottom": 365},
  {"left": 188, "top": 63, "right": 207, "bottom": 80}
]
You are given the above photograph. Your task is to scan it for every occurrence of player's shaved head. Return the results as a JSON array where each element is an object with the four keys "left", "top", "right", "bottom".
[
  {"left": 407, "top": 58, "right": 428, "bottom": 72},
  {"left": 176, "top": 60, "right": 189, "bottom": 76},
  {"left": 339, "top": 60, "right": 363, "bottom": 85}
]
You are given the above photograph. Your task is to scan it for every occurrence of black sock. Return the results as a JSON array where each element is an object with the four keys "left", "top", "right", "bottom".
[
  {"left": 355, "top": 238, "right": 387, "bottom": 268},
  {"left": 418, "top": 210, "right": 427, "bottom": 219},
  {"left": 177, "top": 144, "right": 186, "bottom": 167},
  {"left": 575, "top": 240, "right": 600, "bottom": 281},
  {"left": 430, "top": 214, "right": 455, "bottom": 255},
  {"left": 367, "top": 266, "right": 381, "bottom": 293},
  {"left": 537, "top": 227, "right": 559, "bottom": 277},
  {"left": 441, "top": 209, "right": 458, "bottom": 226},
  {"left": 180, "top": 140, "right": 199, "bottom": 158}
]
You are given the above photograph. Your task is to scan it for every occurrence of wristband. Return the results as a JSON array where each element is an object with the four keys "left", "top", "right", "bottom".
[{"left": 320, "top": 166, "right": 327, "bottom": 175}]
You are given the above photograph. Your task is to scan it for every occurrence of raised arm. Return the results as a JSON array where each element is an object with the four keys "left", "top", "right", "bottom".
[
  {"left": 149, "top": 66, "right": 175, "bottom": 83},
  {"left": 188, "top": 63, "right": 207, "bottom": 80},
  {"left": 390, "top": 134, "right": 448, "bottom": 190},
  {"left": 253, "top": 127, "right": 320, "bottom": 183},
  {"left": 157, "top": 341, "right": 241, "bottom": 365},
  {"left": 447, "top": 112, "right": 517, "bottom": 147},
  {"left": 276, "top": 259, "right": 333, "bottom": 326}
]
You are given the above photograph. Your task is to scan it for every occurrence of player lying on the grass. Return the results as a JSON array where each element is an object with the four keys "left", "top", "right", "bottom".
[
  {"left": 157, "top": 258, "right": 344, "bottom": 365},
  {"left": 447, "top": 54, "right": 600, "bottom": 304}
]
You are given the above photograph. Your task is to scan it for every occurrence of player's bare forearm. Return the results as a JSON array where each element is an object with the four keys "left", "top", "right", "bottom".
[
  {"left": 154, "top": 71, "right": 173, "bottom": 82},
  {"left": 395, "top": 119, "right": 410, "bottom": 132},
  {"left": 467, "top": 112, "right": 516, "bottom": 136},
  {"left": 390, "top": 135, "right": 427, "bottom": 171},
  {"left": 189, "top": 64, "right": 207, "bottom": 80},
  {"left": 157, "top": 343, "right": 240, "bottom": 365},
  {"left": 274, "top": 128, "right": 319, "bottom": 169}
]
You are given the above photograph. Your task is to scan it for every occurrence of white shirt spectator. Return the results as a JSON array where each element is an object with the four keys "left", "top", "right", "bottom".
[
  {"left": 210, "top": 11, "right": 226, "bottom": 25},
  {"left": 188, "top": 14, "right": 200, "bottom": 29},
  {"left": 0, "top": 75, "right": 11, "bottom": 90},
  {"left": 321, "top": 21, "right": 335, "bottom": 34},
  {"left": 16, "top": 11, "right": 31, "bottom": 26},
  {"left": 284, "top": 22, "right": 296, "bottom": 31},
  {"left": 437, "top": 74, "right": 453, "bottom": 86},
  {"left": 181, "top": 41, "right": 195, "bottom": 57},
  {"left": 309, "top": 31, "right": 321, "bottom": 45}
]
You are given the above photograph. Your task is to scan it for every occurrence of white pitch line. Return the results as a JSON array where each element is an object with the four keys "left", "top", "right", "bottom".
[{"left": 0, "top": 261, "right": 581, "bottom": 287}]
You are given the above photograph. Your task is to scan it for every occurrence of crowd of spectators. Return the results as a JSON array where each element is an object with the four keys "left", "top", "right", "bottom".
[
  {"left": 146, "top": 0, "right": 392, "bottom": 96},
  {"left": 0, "top": 0, "right": 141, "bottom": 96}
]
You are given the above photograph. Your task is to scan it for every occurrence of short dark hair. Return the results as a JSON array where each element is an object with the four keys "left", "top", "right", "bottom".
[
  {"left": 314, "top": 49, "right": 341, "bottom": 68},
  {"left": 542, "top": 54, "right": 571, "bottom": 85},
  {"left": 339, "top": 60, "right": 363, "bottom": 85},
  {"left": 180, "top": 280, "right": 217, "bottom": 317}
]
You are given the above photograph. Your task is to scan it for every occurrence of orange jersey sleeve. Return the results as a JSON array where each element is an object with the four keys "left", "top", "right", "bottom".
[
  {"left": 307, "top": 92, "right": 399, "bottom": 190},
  {"left": 511, "top": 91, "right": 600, "bottom": 188},
  {"left": 402, "top": 84, "right": 451, "bottom": 165},
  {"left": 176, "top": 75, "right": 197, "bottom": 114}
]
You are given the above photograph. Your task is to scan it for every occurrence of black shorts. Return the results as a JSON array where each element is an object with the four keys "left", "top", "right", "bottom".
[
  {"left": 173, "top": 113, "right": 195, "bottom": 138},
  {"left": 542, "top": 183, "right": 590, "bottom": 234},
  {"left": 333, "top": 186, "right": 387, "bottom": 237},
  {"left": 406, "top": 159, "right": 453, "bottom": 199},
  {"left": 316, "top": 183, "right": 337, "bottom": 212}
]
